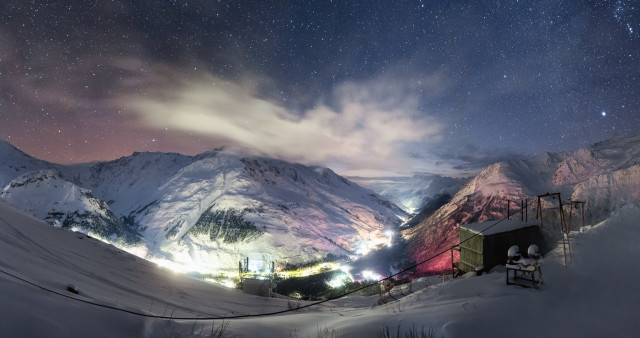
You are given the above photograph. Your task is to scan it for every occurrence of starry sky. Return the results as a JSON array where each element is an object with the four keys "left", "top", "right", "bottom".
[{"left": 1, "top": 0, "right": 639, "bottom": 178}]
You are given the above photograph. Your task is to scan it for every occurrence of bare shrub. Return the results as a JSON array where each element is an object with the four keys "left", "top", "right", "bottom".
[{"left": 378, "top": 323, "right": 435, "bottom": 338}]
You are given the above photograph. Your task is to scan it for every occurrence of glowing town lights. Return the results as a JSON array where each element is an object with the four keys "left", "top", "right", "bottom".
[
  {"left": 356, "top": 233, "right": 392, "bottom": 256},
  {"left": 326, "top": 271, "right": 353, "bottom": 288},
  {"left": 327, "top": 277, "right": 346, "bottom": 288},
  {"left": 280, "top": 262, "right": 352, "bottom": 280},
  {"left": 221, "top": 279, "right": 236, "bottom": 288},
  {"left": 339, "top": 265, "right": 354, "bottom": 282},
  {"left": 356, "top": 241, "right": 373, "bottom": 256},
  {"left": 152, "top": 258, "right": 184, "bottom": 273},
  {"left": 362, "top": 269, "right": 382, "bottom": 281}
]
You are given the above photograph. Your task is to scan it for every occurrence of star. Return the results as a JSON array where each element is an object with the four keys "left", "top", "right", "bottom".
[{"left": 0, "top": 0, "right": 637, "bottom": 176}]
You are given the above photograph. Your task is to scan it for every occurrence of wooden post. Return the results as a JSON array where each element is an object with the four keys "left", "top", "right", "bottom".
[
  {"left": 537, "top": 193, "right": 571, "bottom": 268},
  {"left": 450, "top": 245, "right": 460, "bottom": 278},
  {"left": 536, "top": 196, "right": 543, "bottom": 224},
  {"left": 451, "top": 246, "right": 455, "bottom": 277},
  {"left": 568, "top": 201, "right": 574, "bottom": 232}
]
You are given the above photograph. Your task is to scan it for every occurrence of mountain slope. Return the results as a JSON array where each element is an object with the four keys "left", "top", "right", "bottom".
[
  {"left": 0, "top": 141, "right": 407, "bottom": 273},
  {"left": 0, "top": 169, "right": 141, "bottom": 244},
  {"left": 87, "top": 151, "right": 408, "bottom": 273},
  {"left": 0, "top": 198, "right": 292, "bottom": 337},
  {"left": 405, "top": 134, "right": 640, "bottom": 274},
  {"left": 2, "top": 185, "right": 640, "bottom": 337},
  {"left": 0, "top": 141, "right": 56, "bottom": 188}
]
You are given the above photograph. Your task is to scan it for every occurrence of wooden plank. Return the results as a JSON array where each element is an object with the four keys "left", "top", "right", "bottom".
[{"left": 460, "top": 244, "right": 483, "bottom": 255}]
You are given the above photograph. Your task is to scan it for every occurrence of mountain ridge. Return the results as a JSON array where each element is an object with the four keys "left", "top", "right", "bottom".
[
  {"left": 0, "top": 140, "right": 408, "bottom": 273},
  {"left": 404, "top": 134, "right": 640, "bottom": 273}
]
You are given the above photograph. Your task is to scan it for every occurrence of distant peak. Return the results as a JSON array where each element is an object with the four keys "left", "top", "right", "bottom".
[{"left": 0, "top": 139, "right": 28, "bottom": 156}]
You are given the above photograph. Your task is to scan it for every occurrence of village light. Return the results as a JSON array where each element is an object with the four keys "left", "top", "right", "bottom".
[
  {"left": 362, "top": 269, "right": 382, "bottom": 281},
  {"left": 385, "top": 230, "right": 393, "bottom": 247},
  {"left": 356, "top": 241, "right": 372, "bottom": 256},
  {"left": 338, "top": 265, "right": 354, "bottom": 282},
  {"left": 221, "top": 279, "right": 236, "bottom": 288},
  {"left": 327, "top": 276, "right": 346, "bottom": 288}
]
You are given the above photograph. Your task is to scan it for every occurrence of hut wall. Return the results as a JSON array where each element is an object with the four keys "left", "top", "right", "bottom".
[
  {"left": 459, "top": 228, "right": 484, "bottom": 273},
  {"left": 482, "top": 225, "right": 543, "bottom": 271}
]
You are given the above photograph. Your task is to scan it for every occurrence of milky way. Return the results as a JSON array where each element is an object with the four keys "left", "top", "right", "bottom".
[{"left": 1, "top": 0, "right": 639, "bottom": 177}]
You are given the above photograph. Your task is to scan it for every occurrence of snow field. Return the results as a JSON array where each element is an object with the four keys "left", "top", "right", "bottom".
[{"left": 1, "top": 198, "right": 639, "bottom": 337}]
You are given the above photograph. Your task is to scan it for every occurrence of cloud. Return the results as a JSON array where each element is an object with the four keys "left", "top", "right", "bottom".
[
  {"left": 430, "top": 141, "right": 524, "bottom": 175},
  {"left": 122, "top": 69, "right": 443, "bottom": 174}
]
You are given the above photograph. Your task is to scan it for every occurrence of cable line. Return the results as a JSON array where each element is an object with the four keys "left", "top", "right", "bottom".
[{"left": 0, "top": 201, "right": 535, "bottom": 320}]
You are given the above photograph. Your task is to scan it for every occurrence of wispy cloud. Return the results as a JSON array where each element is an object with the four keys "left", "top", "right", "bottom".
[{"left": 122, "top": 69, "right": 443, "bottom": 175}]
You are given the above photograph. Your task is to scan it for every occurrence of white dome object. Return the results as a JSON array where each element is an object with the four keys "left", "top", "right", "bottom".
[
  {"left": 528, "top": 244, "right": 541, "bottom": 259},
  {"left": 507, "top": 245, "right": 521, "bottom": 263}
]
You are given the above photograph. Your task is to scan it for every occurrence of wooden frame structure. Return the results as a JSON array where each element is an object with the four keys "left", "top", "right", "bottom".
[
  {"left": 451, "top": 245, "right": 461, "bottom": 278},
  {"left": 506, "top": 199, "right": 528, "bottom": 222},
  {"left": 536, "top": 192, "right": 571, "bottom": 267},
  {"left": 568, "top": 200, "right": 586, "bottom": 232},
  {"left": 506, "top": 261, "right": 544, "bottom": 288}
]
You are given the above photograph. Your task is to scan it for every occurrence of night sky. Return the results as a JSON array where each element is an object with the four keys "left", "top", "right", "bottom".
[{"left": 1, "top": 0, "right": 639, "bottom": 177}]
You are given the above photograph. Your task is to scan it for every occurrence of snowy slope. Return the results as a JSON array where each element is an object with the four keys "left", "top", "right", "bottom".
[
  {"left": 2, "top": 193, "right": 639, "bottom": 337},
  {"left": 86, "top": 151, "right": 408, "bottom": 273},
  {"left": 0, "top": 141, "right": 407, "bottom": 274},
  {"left": 0, "top": 199, "right": 291, "bottom": 336},
  {"left": 0, "top": 141, "right": 57, "bottom": 188},
  {"left": 0, "top": 169, "right": 141, "bottom": 244},
  {"left": 405, "top": 135, "right": 640, "bottom": 274}
]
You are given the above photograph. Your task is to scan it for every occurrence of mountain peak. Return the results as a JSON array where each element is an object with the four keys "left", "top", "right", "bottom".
[
  {"left": 0, "top": 142, "right": 407, "bottom": 274},
  {"left": 404, "top": 133, "right": 640, "bottom": 274}
]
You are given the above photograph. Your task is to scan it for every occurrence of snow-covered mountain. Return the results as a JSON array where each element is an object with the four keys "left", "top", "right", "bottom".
[
  {"left": 0, "top": 141, "right": 408, "bottom": 274},
  {"left": 404, "top": 134, "right": 640, "bottom": 274},
  {"left": 0, "top": 141, "right": 56, "bottom": 188},
  {"left": 0, "top": 169, "right": 140, "bottom": 244},
  {"left": 350, "top": 174, "right": 466, "bottom": 213},
  {"left": 2, "top": 180, "right": 640, "bottom": 337}
]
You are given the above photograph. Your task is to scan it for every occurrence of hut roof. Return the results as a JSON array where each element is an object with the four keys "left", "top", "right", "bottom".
[{"left": 460, "top": 219, "right": 539, "bottom": 236}]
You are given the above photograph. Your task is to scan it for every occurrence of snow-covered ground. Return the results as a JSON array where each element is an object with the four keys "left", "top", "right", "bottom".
[{"left": 1, "top": 197, "right": 638, "bottom": 337}]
